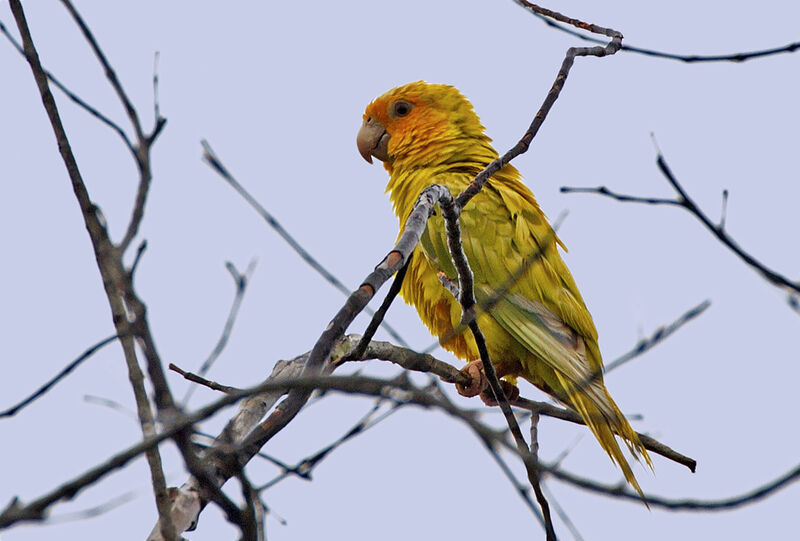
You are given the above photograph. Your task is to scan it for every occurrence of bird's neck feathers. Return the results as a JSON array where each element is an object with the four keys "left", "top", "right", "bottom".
[{"left": 384, "top": 130, "right": 498, "bottom": 221}]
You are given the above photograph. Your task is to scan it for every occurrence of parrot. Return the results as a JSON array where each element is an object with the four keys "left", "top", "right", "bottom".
[{"left": 356, "top": 80, "right": 652, "bottom": 494}]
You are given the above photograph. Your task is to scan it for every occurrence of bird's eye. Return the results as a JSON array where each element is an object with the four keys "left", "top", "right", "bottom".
[{"left": 391, "top": 100, "right": 413, "bottom": 118}]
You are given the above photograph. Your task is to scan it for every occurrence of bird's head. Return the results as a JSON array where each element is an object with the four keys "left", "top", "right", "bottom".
[{"left": 357, "top": 81, "right": 489, "bottom": 171}]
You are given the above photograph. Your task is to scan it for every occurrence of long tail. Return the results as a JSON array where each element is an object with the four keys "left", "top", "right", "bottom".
[{"left": 556, "top": 374, "right": 653, "bottom": 500}]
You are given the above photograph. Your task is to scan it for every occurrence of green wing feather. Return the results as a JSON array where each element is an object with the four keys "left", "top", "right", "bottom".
[{"left": 412, "top": 169, "right": 652, "bottom": 495}]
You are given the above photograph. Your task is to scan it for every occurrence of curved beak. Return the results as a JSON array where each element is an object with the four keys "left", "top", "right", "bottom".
[{"left": 357, "top": 117, "right": 390, "bottom": 164}]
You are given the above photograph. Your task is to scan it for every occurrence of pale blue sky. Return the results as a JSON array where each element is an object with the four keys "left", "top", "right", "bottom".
[{"left": 1, "top": 1, "right": 798, "bottom": 539}]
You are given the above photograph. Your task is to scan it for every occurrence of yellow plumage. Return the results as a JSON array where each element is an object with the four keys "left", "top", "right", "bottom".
[{"left": 357, "top": 81, "right": 651, "bottom": 494}]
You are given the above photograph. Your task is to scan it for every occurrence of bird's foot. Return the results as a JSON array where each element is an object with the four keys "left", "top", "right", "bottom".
[
  {"left": 480, "top": 380, "right": 520, "bottom": 406},
  {"left": 455, "top": 360, "right": 487, "bottom": 397},
  {"left": 456, "top": 361, "right": 519, "bottom": 406}
]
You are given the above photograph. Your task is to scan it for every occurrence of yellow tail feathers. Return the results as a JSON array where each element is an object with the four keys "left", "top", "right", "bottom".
[{"left": 558, "top": 374, "right": 653, "bottom": 500}]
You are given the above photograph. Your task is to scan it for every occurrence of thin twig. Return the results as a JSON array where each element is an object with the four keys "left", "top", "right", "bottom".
[
  {"left": 237, "top": 471, "right": 262, "bottom": 541},
  {"left": 567, "top": 299, "right": 711, "bottom": 394},
  {"left": 45, "top": 491, "right": 138, "bottom": 524},
  {"left": 257, "top": 399, "right": 400, "bottom": 491},
  {"left": 560, "top": 186, "right": 681, "bottom": 207},
  {"left": 346, "top": 337, "right": 697, "bottom": 471},
  {"left": 0, "top": 19, "right": 136, "bottom": 154},
  {"left": 170, "top": 363, "right": 242, "bottom": 395},
  {"left": 436, "top": 188, "right": 557, "bottom": 539},
  {"left": 456, "top": 1, "right": 622, "bottom": 210},
  {"left": 129, "top": 240, "right": 148, "bottom": 279},
  {"left": 419, "top": 211, "right": 567, "bottom": 355},
  {"left": 656, "top": 153, "right": 800, "bottom": 293},
  {"left": 0, "top": 335, "right": 119, "bottom": 418},
  {"left": 152, "top": 51, "right": 161, "bottom": 121},
  {"left": 0, "top": 371, "right": 745, "bottom": 532},
  {"left": 8, "top": 5, "right": 177, "bottom": 538},
  {"left": 58, "top": 0, "right": 144, "bottom": 140},
  {"left": 515, "top": 0, "right": 800, "bottom": 64},
  {"left": 475, "top": 425, "right": 547, "bottom": 529},
  {"left": 555, "top": 298, "right": 711, "bottom": 405},
  {"left": 541, "top": 482, "right": 585, "bottom": 541},
  {"left": 550, "top": 461, "right": 800, "bottom": 511},
  {"left": 56, "top": 0, "right": 167, "bottom": 252},
  {"left": 83, "top": 395, "right": 139, "bottom": 421},
  {"left": 236, "top": 184, "right": 450, "bottom": 461},
  {"left": 788, "top": 295, "right": 800, "bottom": 316},
  {"left": 201, "top": 140, "right": 409, "bottom": 347},
  {"left": 562, "top": 149, "right": 800, "bottom": 294},
  {"left": 605, "top": 299, "right": 711, "bottom": 375},
  {"left": 428, "top": 7, "right": 626, "bottom": 535},
  {"left": 182, "top": 260, "right": 257, "bottom": 406},
  {"left": 342, "top": 256, "right": 411, "bottom": 362},
  {"left": 513, "top": 396, "right": 696, "bottom": 472}
]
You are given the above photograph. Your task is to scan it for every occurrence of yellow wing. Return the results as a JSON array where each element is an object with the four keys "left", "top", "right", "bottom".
[{"left": 400, "top": 166, "right": 652, "bottom": 494}]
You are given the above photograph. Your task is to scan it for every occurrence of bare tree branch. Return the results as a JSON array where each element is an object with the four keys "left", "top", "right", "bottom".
[
  {"left": 515, "top": 0, "right": 800, "bottom": 64},
  {"left": 420, "top": 211, "right": 567, "bottom": 356},
  {"left": 8, "top": 3, "right": 177, "bottom": 537},
  {"left": 566, "top": 299, "right": 712, "bottom": 397},
  {"left": 457, "top": 1, "right": 622, "bottom": 209},
  {"left": 57, "top": 0, "right": 143, "bottom": 139},
  {"left": 237, "top": 471, "right": 264, "bottom": 541},
  {"left": 171, "top": 363, "right": 242, "bottom": 395},
  {"left": 182, "top": 260, "right": 257, "bottom": 406},
  {"left": 56, "top": 0, "right": 166, "bottom": 253},
  {"left": 201, "top": 140, "right": 410, "bottom": 348},
  {"left": 420, "top": 7, "right": 626, "bottom": 537},
  {"left": 549, "top": 461, "right": 800, "bottom": 511},
  {"left": 436, "top": 188, "right": 558, "bottom": 538},
  {"left": 0, "top": 18, "right": 136, "bottom": 153},
  {"left": 235, "top": 183, "right": 449, "bottom": 463},
  {"left": 342, "top": 256, "right": 412, "bottom": 363},
  {"left": 562, "top": 148, "right": 800, "bottom": 294},
  {"left": 512, "top": 396, "right": 695, "bottom": 472},
  {"left": 256, "top": 399, "right": 401, "bottom": 491},
  {"left": 45, "top": 491, "right": 138, "bottom": 524},
  {"left": 0, "top": 370, "right": 723, "bottom": 533},
  {"left": 542, "top": 482, "right": 585, "bottom": 541},
  {"left": 175, "top": 335, "right": 697, "bottom": 472},
  {"left": 0, "top": 334, "right": 119, "bottom": 418},
  {"left": 605, "top": 299, "right": 711, "bottom": 375}
]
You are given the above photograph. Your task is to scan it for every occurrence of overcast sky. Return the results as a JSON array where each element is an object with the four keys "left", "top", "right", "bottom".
[{"left": 2, "top": 1, "right": 799, "bottom": 540}]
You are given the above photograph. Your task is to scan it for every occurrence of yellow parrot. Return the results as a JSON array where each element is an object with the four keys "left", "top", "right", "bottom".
[{"left": 357, "top": 81, "right": 651, "bottom": 494}]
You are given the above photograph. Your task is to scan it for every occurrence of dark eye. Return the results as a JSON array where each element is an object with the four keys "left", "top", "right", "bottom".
[{"left": 391, "top": 100, "right": 413, "bottom": 117}]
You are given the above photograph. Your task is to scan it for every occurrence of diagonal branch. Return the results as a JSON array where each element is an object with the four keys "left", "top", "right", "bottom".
[
  {"left": 0, "top": 369, "right": 698, "bottom": 534},
  {"left": 57, "top": 0, "right": 144, "bottom": 141},
  {"left": 346, "top": 337, "right": 696, "bottom": 471},
  {"left": 562, "top": 149, "right": 800, "bottom": 294},
  {"left": 237, "top": 184, "right": 450, "bottom": 458},
  {"left": 515, "top": 0, "right": 800, "bottom": 64},
  {"left": 435, "top": 188, "right": 559, "bottom": 537},
  {"left": 430, "top": 7, "right": 627, "bottom": 538},
  {"left": 457, "top": 1, "right": 622, "bottom": 210},
  {"left": 342, "top": 255, "right": 411, "bottom": 363},
  {"left": 0, "top": 18, "right": 135, "bottom": 154},
  {"left": 8, "top": 2, "right": 176, "bottom": 537},
  {"left": 56, "top": 0, "right": 167, "bottom": 252},
  {"left": 202, "top": 141, "right": 409, "bottom": 348},
  {"left": 182, "top": 260, "right": 257, "bottom": 406},
  {"left": 0, "top": 334, "right": 119, "bottom": 418},
  {"left": 605, "top": 299, "right": 710, "bottom": 375},
  {"left": 256, "top": 399, "right": 400, "bottom": 491},
  {"left": 550, "top": 461, "right": 800, "bottom": 511}
]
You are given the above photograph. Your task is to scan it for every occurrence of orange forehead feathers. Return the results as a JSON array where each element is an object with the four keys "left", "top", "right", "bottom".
[{"left": 362, "top": 81, "right": 488, "bottom": 158}]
